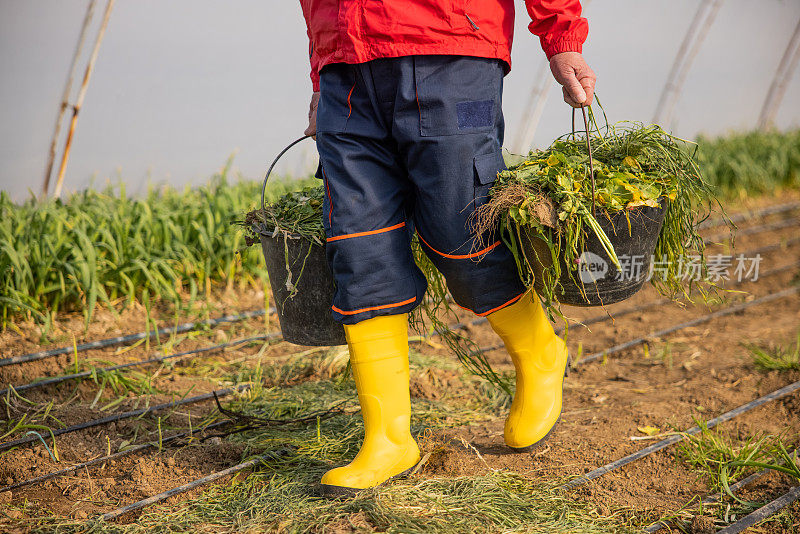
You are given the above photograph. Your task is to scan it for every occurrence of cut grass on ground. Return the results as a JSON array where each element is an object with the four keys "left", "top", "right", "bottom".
[
  {"left": 668, "top": 421, "right": 800, "bottom": 531},
  {"left": 746, "top": 330, "right": 800, "bottom": 372},
  {"left": 120, "top": 470, "right": 631, "bottom": 534},
  {"left": 20, "top": 350, "right": 640, "bottom": 533}
]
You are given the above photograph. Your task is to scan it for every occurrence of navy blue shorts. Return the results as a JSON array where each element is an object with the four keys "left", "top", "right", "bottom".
[{"left": 316, "top": 55, "right": 526, "bottom": 325}]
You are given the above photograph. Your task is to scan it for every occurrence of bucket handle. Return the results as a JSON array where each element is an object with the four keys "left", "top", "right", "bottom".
[
  {"left": 572, "top": 106, "right": 597, "bottom": 216},
  {"left": 261, "top": 135, "right": 313, "bottom": 210}
]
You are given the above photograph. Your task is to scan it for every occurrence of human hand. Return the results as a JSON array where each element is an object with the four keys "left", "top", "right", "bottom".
[
  {"left": 549, "top": 52, "right": 596, "bottom": 108},
  {"left": 304, "top": 92, "right": 320, "bottom": 138}
]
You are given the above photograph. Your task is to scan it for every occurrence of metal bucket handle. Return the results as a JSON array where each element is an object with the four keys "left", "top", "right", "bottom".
[
  {"left": 572, "top": 106, "right": 597, "bottom": 216},
  {"left": 260, "top": 135, "right": 312, "bottom": 210}
]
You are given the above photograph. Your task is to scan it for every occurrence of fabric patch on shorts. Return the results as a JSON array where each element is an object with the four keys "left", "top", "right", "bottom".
[{"left": 456, "top": 100, "right": 493, "bottom": 129}]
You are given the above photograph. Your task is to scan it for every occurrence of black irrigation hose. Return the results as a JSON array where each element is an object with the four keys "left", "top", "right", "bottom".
[
  {"left": 645, "top": 479, "right": 759, "bottom": 533},
  {"left": 0, "top": 308, "right": 274, "bottom": 368},
  {"left": 4, "top": 257, "right": 797, "bottom": 400},
  {"left": 698, "top": 201, "right": 800, "bottom": 230},
  {"left": 644, "top": 447, "right": 800, "bottom": 533},
  {"left": 8, "top": 267, "right": 791, "bottom": 517},
  {"left": 3, "top": 260, "right": 798, "bottom": 461},
  {"left": 716, "top": 486, "right": 800, "bottom": 534},
  {"left": 757, "top": 260, "right": 800, "bottom": 278},
  {"left": 703, "top": 216, "right": 800, "bottom": 245},
  {"left": 0, "top": 421, "right": 232, "bottom": 494},
  {"left": 97, "top": 380, "right": 800, "bottom": 522},
  {"left": 452, "top": 237, "right": 800, "bottom": 336},
  {"left": 100, "top": 448, "right": 292, "bottom": 521},
  {"left": 466, "top": 273, "right": 800, "bottom": 366},
  {"left": 747, "top": 234, "right": 800, "bottom": 257},
  {"left": 564, "top": 380, "right": 800, "bottom": 489},
  {"left": 0, "top": 385, "right": 248, "bottom": 453},
  {"left": 0, "top": 401, "right": 350, "bottom": 495},
  {"left": 576, "top": 286, "right": 800, "bottom": 366},
  {"left": 0, "top": 333, "right": 279, "bottom": 397}
]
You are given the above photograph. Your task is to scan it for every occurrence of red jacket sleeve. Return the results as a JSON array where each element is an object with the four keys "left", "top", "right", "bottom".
[
  {"left": 525, "top": 0, "right": 589, "bottom": 59},
  {"left": 300, "top": 3, "right": 321, "bottom": 91},
  {"left": 307, "top": 27, "right": 321, "bottom": 92}
]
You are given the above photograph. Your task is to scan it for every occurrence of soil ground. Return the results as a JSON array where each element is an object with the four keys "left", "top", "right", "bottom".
[{"left": 1, "top": 191, "right": 799, "bottom": 532}]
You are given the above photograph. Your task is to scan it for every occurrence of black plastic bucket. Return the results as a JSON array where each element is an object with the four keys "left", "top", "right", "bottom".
[
  {"left": 520, "top": 199, "right": 668, "bottom": 307},
  {"left": 257, "top": 231, "right": 346, "bottom": 346},
  {"left": 253, "top": 135, "right": 346, "bottom": 346}
]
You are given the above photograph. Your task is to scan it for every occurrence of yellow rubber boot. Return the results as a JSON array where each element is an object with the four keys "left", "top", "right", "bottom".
[
  {"left": 321, "top": 314, "right": 420, "bottom": 497},
  {"left": 487, "top": 290, "right": 569, "bottom": 450}
]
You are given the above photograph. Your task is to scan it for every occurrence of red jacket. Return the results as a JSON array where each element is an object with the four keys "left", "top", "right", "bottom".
[{"left": 299, "top": 0, "right": 588, "bottom": 91}]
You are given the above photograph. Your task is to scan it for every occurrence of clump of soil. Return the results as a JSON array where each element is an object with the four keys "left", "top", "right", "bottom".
[
  {"left": 471, "top": 183, "right": 557, "bottom": 252},
  {"left": 410, "top": 368, "right": 462, "bottom": 400},
  {"left": 689, "top": 515, "right": 716, "bottom": 534}
]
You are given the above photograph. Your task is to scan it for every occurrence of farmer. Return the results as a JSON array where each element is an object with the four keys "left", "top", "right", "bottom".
[{"left": 298, "top": 0, "right": 595, "bottom": 496}]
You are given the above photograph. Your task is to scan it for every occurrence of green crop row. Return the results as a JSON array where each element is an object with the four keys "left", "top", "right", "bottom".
[
  {"left": 0, "top": 162, "right": 313, "bottom": 329},
  {"left": 696, "top": 128, "right": 800, "bottom": 197},
  {"left": 1, "top": 129, "right": 798, "bottom": 329}
]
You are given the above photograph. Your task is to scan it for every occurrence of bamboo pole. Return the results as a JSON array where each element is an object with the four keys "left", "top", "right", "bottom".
[
  {"left": 652, "top": 0, "right": 723, "bottom": 127},
  {"left": 41, "top": 0, "right": 96, "bottom": 198},
  {"left": 758, "top": 17, "right": 800, "bottom": 130},
  {"left": 53, "top": 0, "right": 115, "bottom": 199}
]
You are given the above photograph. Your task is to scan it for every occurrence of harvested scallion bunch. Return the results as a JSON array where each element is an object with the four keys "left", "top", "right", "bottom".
[
  {"left": 242, "top": 188, "right": 512, "bottom": 394},
  {"left": 243, "top": 186, "right": 326, "bottom": 246},
  {"left": 474, "top": 113, "right": 727, "bottom": 318}
]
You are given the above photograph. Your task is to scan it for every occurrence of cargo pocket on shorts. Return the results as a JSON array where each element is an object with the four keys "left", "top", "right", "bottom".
[
  {"left": 473, "top": 150, "right": 506, "bottom": 207},
  {"left": 317, "top": 64, "right": 356, "bottom": 134}
]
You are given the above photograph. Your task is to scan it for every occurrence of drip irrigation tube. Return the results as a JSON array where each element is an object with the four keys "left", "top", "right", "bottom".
[
  {"left": 0, "top": 401, "right": 349, "bottom": 494},
  {"left": 748, "top": 234, "right": 800, "bottom": 257},
  {"left": 470, "top": 258, "right": 800, "bottom": 338},
  {"left": 5, "top": 277, "right": 794, "bottom": 518},
  {"left": 0, "top": 308, "right": 274, "bottom": 368},
  {"left": 99, "top": 448, "right": 292, "bottom": 521},
  {"left": 698, "top": 201, "right": 800, "bottom": 230},
  {"left": 716, "top": 486, "right": 800, "bottom": 534},
  {"left": 0, "top": 385, "right": 248, "bottom": 453},
  {"left": 0, "top": 421, "right": 231, "bottom": 494},
  {"left": 576, "top": 286, "right": 800, "bottom": 366},
  {"left": 3, "top": 264, "right": 798, "bottom": 456},
  {"left": 0, "top": 334, "right": 278, "bottom": 397},
  {"left": 644, "top": 447, "right": 800, "bottom": 533},
  {"left": 7, "top": 258, "right": 791, "bottom": 399},
  {"left": 564, "top": 380, "right": 800, "bottom": 488},
  {"left": 703, "top": 216, "right": 800, "bottom": 244},
  {"left": 97, "top": 379, "right": 800, "bottom": 522}
]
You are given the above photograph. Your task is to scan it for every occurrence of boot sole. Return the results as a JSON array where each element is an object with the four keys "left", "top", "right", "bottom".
[
  {"left": 506, "top": 354, "right": 570, "bottom": 453},
  {"left": 320, "top": 464, "right": 417, "bottom": 499},
  {"left": 506, "top": 410, "right": 562, "bottom": 453}
]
